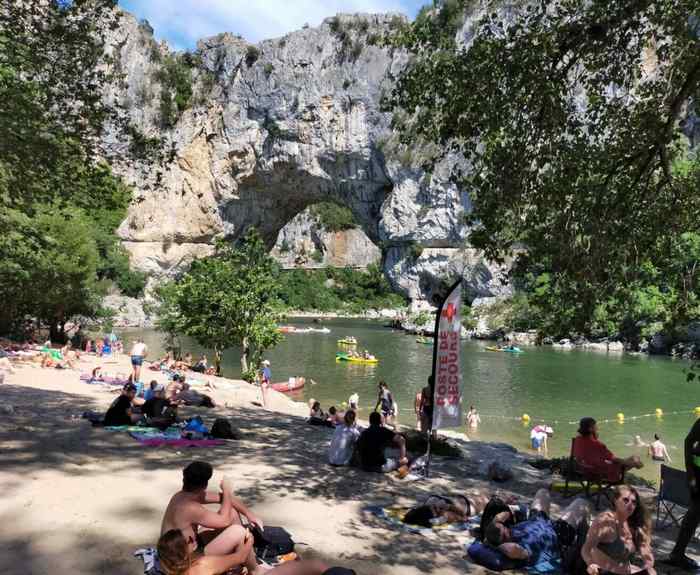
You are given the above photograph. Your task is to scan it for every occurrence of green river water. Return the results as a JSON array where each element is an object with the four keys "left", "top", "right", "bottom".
[{"left": 121, "top": 318, "right": 699, "bottom": 482}]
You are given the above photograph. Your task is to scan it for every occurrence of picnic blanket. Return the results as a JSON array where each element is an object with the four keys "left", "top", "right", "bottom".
[
  {"left": 103, "top": 425, "right": 181, "bottom": 436},
  {"left": 365, "top": 505, "right": 479, "bottom": 536},
  {"left": 80, "top": 373, "right": 128, "bottom": 385}
]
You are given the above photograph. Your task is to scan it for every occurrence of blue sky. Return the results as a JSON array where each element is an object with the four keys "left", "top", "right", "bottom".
[{"left": 119, "top": 0, "right": 427, "bottom": 51}]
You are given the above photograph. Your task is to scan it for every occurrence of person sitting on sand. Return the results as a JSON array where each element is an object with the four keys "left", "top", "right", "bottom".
[
  {"left": 191, "top": 355, "right": 208, "bottom": 373},
  {"left": 160, "top": 462, "right": 267, "bottom": 574},
  {"left": 174, "top": 382, "right": 215, "bottom": 408},
  {"left": 144, "top": 380, "right": 159, "bottom": 401},
  {"left": 104, "top": 382, "right": 141, "bottom": 426},
  {"left": 648, "top": 434, "right": 671, "bottom": 463},
  {"left": 327, "top": 406, "right": 343, "bottom": 426},
  {"left": 484, "top": 489, "right": 591, "bottom": 568},
  {"left": 574, "top": 417, "right": 643, "bottom": 481},
  {"left": 157, "top": 529, "right": 332, "bottom": 575},
  {"left": 328, "top": 410, "right": 361, "bottom": 466},
  {"left": 404, "top": 489, "right": 491, "bottom": 527},
  {"left": 358, "top": 411, "right": 408, "bottom": 473},
  {"left": 582, "top": 485, "right": 655, "bottom": 575},
  {"left": 310, "top": 401, "right": 324, "bottom": 419},
  {"left": 143, "top": 384, "right": 177, "bottom": 429}
]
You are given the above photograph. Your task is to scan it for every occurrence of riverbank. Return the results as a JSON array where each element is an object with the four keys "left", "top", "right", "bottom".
[{"left": 0, "top": 352, "right": 696, "bottom": 575}]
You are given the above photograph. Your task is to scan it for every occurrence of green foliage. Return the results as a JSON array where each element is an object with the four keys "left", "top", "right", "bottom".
[
  {"left": 408, "top": 242, "right": 423, "bottom": 260},
  {"left": 156, "top": 53, "right": 195, "bottom": 127},
  {"left": 0, "top": 1, "right": 120, "bottom": 206},
  {"left": 245, "top": 45, "right": 260, "bottom": 67},
  {"left": 310, "top": 202, "right": 357, "bottom": 232},
  {"left": 276, "top": 264, "right": 407, "bottom": 313},
  {"left": 127, "top": 125, "right": 162, "bottom": 160},
  {"left": 263, "top": 63, "right": 274, "bottom": 77},
  {"left": 311, "top": 249, "right": 324, "bottom": 263},
  {"left": 0, "top": 204, "right": 101, "bottom": 336},
  {"left": 329, "top": 17, "right": 342, "bottom": 33},
  {"left": 391, "top": 0, "right": 700, "bottom": 336},
  {"left": 154, "top": 229, "right": 283, "bottom": 375}
]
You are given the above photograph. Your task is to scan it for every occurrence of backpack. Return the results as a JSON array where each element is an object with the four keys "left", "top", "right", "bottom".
[
  {"left": 558, "top": 518, "right": 589, "bottom": 575},
  {"left": 211, "top": 418, "right": 240, "bottom": 439},
  {"left": 251, "top": 526, "right": 295, "bottom": 559}
]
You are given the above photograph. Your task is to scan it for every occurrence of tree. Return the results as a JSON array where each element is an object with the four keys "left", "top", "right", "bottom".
[
  {"left": 0, "top": 204, "right": 101, "bottom": 339},
  {"left": 0, "top": 0, "right": 120, "bottom": 207},
  {"left": 154, "top": 229, "right": 283, "bottom": 378},
  {"left": 390, "top": 0, "right": 700, "bottom": 334}
]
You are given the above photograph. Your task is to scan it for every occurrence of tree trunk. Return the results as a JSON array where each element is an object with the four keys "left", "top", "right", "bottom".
[
  {"left": 240, "top": 337, "right": 249, "bottom": 373},
  {"left": 214, "top": 346, "right": 222, "bottom": 377}
]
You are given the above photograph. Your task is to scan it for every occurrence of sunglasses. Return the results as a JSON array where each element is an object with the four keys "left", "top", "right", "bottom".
[{"left": 620, "top": 496, "right": 637, "bottom": 506}]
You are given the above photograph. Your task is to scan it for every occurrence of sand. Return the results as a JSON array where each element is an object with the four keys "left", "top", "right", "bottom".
[{"left": 0, "top": 352, "right": 697, "bottom": 575}]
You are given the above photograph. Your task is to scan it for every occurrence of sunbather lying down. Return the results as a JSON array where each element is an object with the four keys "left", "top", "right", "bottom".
[{"left": 403, "top": 489, "right": 492, "bottom": 527}]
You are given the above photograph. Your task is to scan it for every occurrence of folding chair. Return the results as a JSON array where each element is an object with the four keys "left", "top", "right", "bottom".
[
  {"left": 656, "top": 464, "right": 690, "bottom": 530},
  {"left": 563, "top": 437, "right": 625, "bottom": 509}
]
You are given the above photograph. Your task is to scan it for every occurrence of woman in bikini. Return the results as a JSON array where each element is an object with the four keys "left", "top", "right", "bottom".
[
  {"left": 157, "top": 528, "right": 331, "bottom": 575},
  {"left": 582, "top": 485, "right": 655, "bottom": 575},
  {"left": 403, "top": 489, "right": 491, "bottom": 527}
]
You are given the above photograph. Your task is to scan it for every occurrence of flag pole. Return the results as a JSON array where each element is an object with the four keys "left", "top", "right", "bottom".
[{"left": 425, "top": 278, "right": 462, "bottom": 478}]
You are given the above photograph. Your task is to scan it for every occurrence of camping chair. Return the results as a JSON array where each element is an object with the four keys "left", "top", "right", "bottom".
[
  {"left": 656, "top": 464, "right": 691, "bottom": 530},
  {"left": 563, "top": 437, "right": 625, "bottom": 509}
]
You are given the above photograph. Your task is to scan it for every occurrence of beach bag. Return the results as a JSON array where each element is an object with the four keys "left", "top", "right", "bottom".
[
  {"left": 251, "top": 525, "right": 295, "bottom": 559},
  {"left": 211, "top": 418, "right": 240, "bottom": 439}
]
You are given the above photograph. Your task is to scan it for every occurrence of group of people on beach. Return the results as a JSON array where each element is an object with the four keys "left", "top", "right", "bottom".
[{"left": 157, "top": 461, "right": 353, "bottom": 575}]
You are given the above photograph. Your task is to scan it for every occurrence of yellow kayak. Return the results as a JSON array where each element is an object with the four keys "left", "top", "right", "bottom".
[{"left": 336, "top": 352, "right": 379, "bottom": 364}]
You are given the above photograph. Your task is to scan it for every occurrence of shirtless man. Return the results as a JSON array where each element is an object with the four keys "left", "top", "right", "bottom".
[{"left": 161, "top": 461, "right": 264, "bottom": 573}]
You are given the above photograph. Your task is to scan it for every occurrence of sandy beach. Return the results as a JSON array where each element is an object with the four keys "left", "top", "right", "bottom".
[{"left": 0, "top": 352, "right": 697, "bottom": 575}]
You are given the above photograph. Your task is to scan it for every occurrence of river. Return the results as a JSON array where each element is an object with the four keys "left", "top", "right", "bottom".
[{"left": 119, "top": 318, "right": 698, "bottom": 482}]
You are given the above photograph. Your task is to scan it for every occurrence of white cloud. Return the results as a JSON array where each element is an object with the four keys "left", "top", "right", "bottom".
[{"left": 121, "top": 0, "right": 413, "bottom": 50}]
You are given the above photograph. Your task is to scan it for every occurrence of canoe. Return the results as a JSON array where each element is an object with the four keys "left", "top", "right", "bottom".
[
  {"left": 336, "top": 352, "right": 379, "bottom": 364},
  {"left": 271, "top": 377, "right": 305, "bottom": 393},
  {"left": 485, "top": 346, "right": 523, "bottom": 353},
  {"left": 338, "top": 339, "right": 358, "bottom": 345}
]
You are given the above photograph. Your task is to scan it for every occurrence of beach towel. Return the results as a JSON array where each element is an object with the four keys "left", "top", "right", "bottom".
[
  {"left": 104, "top": 425, "right": 181, "bottom": 435},
  {"left": 134, "top": 548, "right": 162, "bottom": 575},
  {"left": 365, "top": 505, "right": 479, "bottom": 537},
  {"left": 80, "top": 373, "right": 127, "bottom": 386},
  {"left": 129, "top": 432, "right": 225, "bottom": 447}
]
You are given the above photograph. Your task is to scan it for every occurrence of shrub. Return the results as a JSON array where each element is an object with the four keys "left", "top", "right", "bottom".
[
  {"left": 311, "top": 249, "right": 324, "bottom": 263},
  {"left": 263, "top": 63, "right": 274, "bottom": 77},
  {"left": 310, "top": 202, "right": 357, "bottom": 232},
  {"left": 408, "top": 242, "right": 423, "bottom": 260},
  {"left": 127, "top": 125, "right": 161, "bottom": 160},
  {"left": 245, "top": 45, "right": 260, "bottom": 67},
  {"left": 342, "top": 79, "right": 351, "bottom": 89},
  {"left": 329, "top": 16, "right": 342, "bottom": 33}
]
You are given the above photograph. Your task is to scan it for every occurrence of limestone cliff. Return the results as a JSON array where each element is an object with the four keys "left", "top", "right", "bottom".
[{"left": 101, "top": 10, "right": 509, "bottom": 307}]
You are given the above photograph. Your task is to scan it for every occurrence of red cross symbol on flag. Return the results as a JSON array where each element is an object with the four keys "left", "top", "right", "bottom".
[{"left": 442, "top": 302, "right": 457, "bottom": 323}]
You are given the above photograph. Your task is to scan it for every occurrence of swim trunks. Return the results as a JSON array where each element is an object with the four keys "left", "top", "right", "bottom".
[{"left": 131, "top": 355, "right": 144, "bottom": 366}]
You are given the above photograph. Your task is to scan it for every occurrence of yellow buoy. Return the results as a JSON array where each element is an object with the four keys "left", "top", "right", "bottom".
[
  {"left": 341, "top": 401, "right": 348, "bottom": 408},
  {"left": 655, "top": 408, "right": 663, "bottom": 417},
  {"left": 522, "top": 413, "right": 530, "bottom": 422},
  {"left": 616, "top": 412, "right": 625, "bottom": 422},
  {"left": 695, "top": 406, "right": 700, "bottom": 415}
]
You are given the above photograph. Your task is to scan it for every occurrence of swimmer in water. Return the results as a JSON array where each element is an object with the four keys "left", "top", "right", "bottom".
[{"left": 648, "top": 433, "right": 671, "bottom": 462}]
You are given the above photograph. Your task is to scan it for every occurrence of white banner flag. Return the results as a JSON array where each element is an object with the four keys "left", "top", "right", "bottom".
[{"left": 431, "top": 280, "right": 463, "bottom": 429}]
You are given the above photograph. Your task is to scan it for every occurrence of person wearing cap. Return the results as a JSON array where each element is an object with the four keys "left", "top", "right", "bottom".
[
  {"left": 573, "top": 417, "right": 643, "bottom": 482},
  {"left": 103, "top": 382, "right": 140, "bottom": 426}
]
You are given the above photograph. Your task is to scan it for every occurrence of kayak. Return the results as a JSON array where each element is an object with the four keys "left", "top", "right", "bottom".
[
  {"left": 416, "top": 338, "right": 433, "bottom": 345},
  {"left": 338, "top": 339, "right": 358, "bottom": 345},
  {"left": 271, "top": 377, "right": 305, "bottom": 393},
  {"left": 335, "top": 352, "right": 379, "bottom": 364},
  {"left": 486, "top": 346, "right": 524, "bottom": 353}
]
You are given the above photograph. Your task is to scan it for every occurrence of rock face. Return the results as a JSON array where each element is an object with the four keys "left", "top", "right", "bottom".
[
  {"left": 101, "top": 10, "right": 510, "bottom": 306},
  {"left": 270, "top": 207, "right": 381, "bottom": 269}
]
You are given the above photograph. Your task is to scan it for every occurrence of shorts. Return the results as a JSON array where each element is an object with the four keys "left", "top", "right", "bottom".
[
  {"left": 531, "top": 436, "right": 544, "bottom": 449},
  {"left": 131, "top": 355, "right": 143, "bottom": 366}
]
